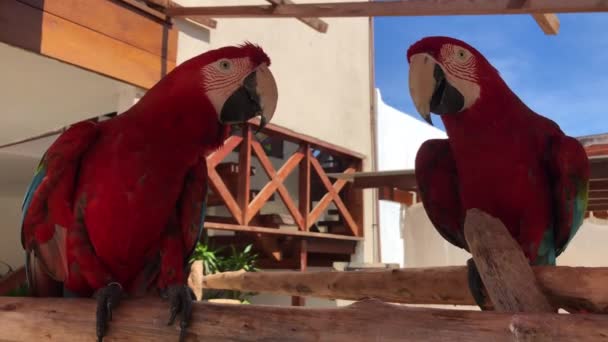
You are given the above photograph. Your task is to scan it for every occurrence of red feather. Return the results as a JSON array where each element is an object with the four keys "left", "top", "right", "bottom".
[{"left": 411, "top": 37, "right": 589, "bottom": 265}]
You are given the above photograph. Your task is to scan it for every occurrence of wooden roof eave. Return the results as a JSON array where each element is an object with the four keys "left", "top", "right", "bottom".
[{"left": 163, "top": 0, "right": 574, "bottom": 35}]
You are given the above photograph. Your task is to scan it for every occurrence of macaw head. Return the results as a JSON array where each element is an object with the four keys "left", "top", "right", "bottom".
[
  {"left": 140, "top": 42, "right": 278, "bottom": 145},
  {"left": 407, "top": 36, "right": 505, "bottom": 125}
]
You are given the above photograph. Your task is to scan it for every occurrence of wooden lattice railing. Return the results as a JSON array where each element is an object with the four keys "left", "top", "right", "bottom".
[{"left": 204, "top": 119, "right": 365, "bottom": 239}]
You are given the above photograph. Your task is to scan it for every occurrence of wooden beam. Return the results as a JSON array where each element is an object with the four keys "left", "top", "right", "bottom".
[
  {"left": 202, "top": 266, "right": 608, "bottom": 313},
  {"left": 3, "top": 297, "right": 608, "bottom": 341},
  {"left": 378, "top": 187, "right": 416, "bottom": 206},
  {"left": 1, "top": 0, "right": 175, "bottom": 89},
  {"left": 531, "top": 13, "right": 560, "bottom": 35},
  {"left": 144, "top": 0, "right": 217, "bottom": 28},
  {"left": 21, "top": 0, "right": 178, "bottom": 61},
  {"left": 329, "top": 155, "right": 608, "bottom": 194},
  {"left": 165, "top": 1, "right": 608, "bottom": 18},
  {"left": 266, "top": 0, "right": 328, "bottom": 33},
  {"left": 327, "top": 169, "right": 417, "bottom": 191},
  {"left": 464, "top": 209, "right": 553, "bottom": 312},
  {"left": 204, "top": 222, "right": 363, "bottom": 241}
]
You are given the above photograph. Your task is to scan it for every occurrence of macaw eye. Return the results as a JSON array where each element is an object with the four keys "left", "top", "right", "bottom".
[
  {"left": 457, "top": 50, "right": 466, "bottom": 59},
  {"left": 218, "top": 59, "right": 232, "bottom": 71}
]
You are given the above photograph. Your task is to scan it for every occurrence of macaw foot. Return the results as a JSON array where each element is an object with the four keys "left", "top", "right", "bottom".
[
  {"left": 95, "top": 282, "right": 124, "bottom": 342},
  {"left": 165, "top": 284, "right": 195, "bottom": 342},
  {"left": 466, "top": 258, "right": 489, "bottom": 311}
]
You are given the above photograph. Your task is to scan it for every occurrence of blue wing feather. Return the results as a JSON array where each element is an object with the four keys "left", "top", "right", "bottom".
[{"left": 20, "top": 157, "right": 47, "bottom": 243}]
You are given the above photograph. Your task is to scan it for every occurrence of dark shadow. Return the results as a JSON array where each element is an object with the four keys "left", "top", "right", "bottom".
[{"left": 1, "top": 0, "right": 44, "bottom": 54}]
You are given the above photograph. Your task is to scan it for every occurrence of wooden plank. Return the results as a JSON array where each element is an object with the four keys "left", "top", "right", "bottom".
[
  {"left": 237, "top": 126, "right": 252, "bottom": 224},
  {"left": 464, "top": 209, "right": 553, "bottom": 312},
  {"left": 266, "top": 0, "right": 328, "bottom": 33},
  {"left": 250, "top": 141, "right": 305, "bottom": 228},
  {"left": 299, "top": 144, "right": 311, "bottom": 231},
  {"left": 166, "top": 1, "right": 608, "bottom": 18},
  {"left": 248, "top": 118, "right": 366, "bottom": 160},
  {"left": 207, "top": 167, "right": 243, "bottom": 224},
  {"left": 202, "top": 265, "right": 608, "bottom": 313},
  {"left": 0, "top": 0, "right": 44, "bottom": 53},
  {"left": 1, "top": 0, "right": 175, "bottom": 90},
  {"left": 4, "top": 297, "right": 608, "bottom": 342},
  {"left": 589, "top": 190, "right": 608, "bottom": 198},
  {"left": 588, "top": 203, "right": 608, "bottom": 211},
  {"left": 590, "top": 156, "right": 608, "bottom": 180},
  {"left": 531, "top": 13, "right": 560, "bottom": 35},
  {"left": 204, "top": 222, "right": 363, "bottom": 241},
  {"left": 591, "top": 179, "right": 608, "bottom": 191}
]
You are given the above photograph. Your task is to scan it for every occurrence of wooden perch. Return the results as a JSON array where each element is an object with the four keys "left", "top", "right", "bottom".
[
  {"left": 2, "top": 297, "right": 608, "bottom": 341},
  {"left": 203, "top": 265, "right": 608, "bottom": 313},
  {"left": 464, "top": 208, "right": 553, "bottom": 312}
]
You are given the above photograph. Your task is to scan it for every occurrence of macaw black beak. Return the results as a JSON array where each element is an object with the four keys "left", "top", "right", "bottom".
[
  {"left": 220, "top": 63, "right": 278, "bottom": 133},
  {"left": 408, "top": 53, "right": 465, "bottom": 126}
]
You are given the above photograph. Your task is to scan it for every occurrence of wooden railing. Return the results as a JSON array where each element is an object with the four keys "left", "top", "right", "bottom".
[{"left": 204, "top": 119, "right": 365, "bottom": 240}]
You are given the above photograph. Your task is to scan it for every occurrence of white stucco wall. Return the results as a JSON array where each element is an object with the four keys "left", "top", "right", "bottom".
[{"left": 375, "top": 89, "right": 450, "bottom": 266}]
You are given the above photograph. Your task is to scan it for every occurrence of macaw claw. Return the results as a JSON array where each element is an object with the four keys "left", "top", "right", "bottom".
[
  {"left": 466, "top": 258, "right": 489, "bottom": 311},
  {"left": 95, "top": 282, "right": 124, "bottom": 342},
  {"left": 166, "top": 284, "right": 195, "bottom": 342}
]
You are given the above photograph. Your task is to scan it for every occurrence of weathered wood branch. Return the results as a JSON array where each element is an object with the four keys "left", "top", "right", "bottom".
[
  {"left": 464, "top": 208, "right": 553, "bottom": 312},
  {"left": 1, "top": 297, "right": 608, "bottom": 341},
  {"left": 203, "top": 266, "right": 608, "bottom": 313}
]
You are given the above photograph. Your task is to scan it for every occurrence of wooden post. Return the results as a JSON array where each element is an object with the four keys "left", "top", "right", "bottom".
[
  {"left": 2, "top": 297, "right": 608, "bottom": 341},
  {"left": 464, "top": 208, "right": 553, "bottom": 312},
  {"left": 292, "top": 145, "right": 310, "bottom": 306},
  {"left": 299, "top": 143, "right": 311, "bottom": 231},
  {"left": 238, "top": 124, "right": 252, "bottom": 224}
]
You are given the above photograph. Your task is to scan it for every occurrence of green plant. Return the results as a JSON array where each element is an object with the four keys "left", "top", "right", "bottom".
[
  {"left": 189, "top": 236, "right": 224, "bottom": 275},
  {"left": 189, "top": 239, "right": 259, "bottom": 303},
  {"left": 221, "top": 244, "right": 259, "bottom": 273}
]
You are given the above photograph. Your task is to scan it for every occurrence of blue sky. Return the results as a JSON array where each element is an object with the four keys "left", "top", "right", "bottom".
[{"left": 374, "top": 14, "right": 608, "bottom": 137}]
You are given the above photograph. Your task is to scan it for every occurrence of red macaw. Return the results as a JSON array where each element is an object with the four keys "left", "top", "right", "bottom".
[
  {"left": 407, "top": 36, "right": 589, "bottom": 309},
  {"left": 21, "top": 43, "right": 278, "bottom": 340}
]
